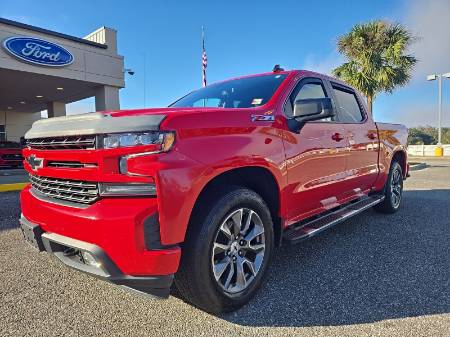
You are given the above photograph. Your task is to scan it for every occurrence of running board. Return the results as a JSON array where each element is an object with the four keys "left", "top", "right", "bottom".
[{"left": 283, "top": 195, "right": 384, "bottom": 245}]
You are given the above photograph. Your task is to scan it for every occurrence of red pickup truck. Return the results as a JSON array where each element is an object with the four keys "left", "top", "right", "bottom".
[
  {"left": 0, "top": 141, "right": 23, "bottom": 167},
  {"left": 20, "top": 69, "right": 408, "bottom": 313}
]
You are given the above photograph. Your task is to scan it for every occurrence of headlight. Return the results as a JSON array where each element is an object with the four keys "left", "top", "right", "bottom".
[
  {"left": 99, "top": 182, "right": 156, "bottom": 196},
  {"left": 102, "top": 131, "right": 175, "bottom": 152}
]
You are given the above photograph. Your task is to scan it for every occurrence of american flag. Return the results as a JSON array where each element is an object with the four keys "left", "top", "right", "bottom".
[{"left": 202, "top": 27, "right": 207, "bottom": 87}]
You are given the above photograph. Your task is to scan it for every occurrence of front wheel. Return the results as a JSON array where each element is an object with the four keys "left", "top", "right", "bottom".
[
  {"left": 374, "top": 161, "right": 404, "bottom": 214},
  {"left": 174, "top": 187, "right": 274, "bottom": 313}
]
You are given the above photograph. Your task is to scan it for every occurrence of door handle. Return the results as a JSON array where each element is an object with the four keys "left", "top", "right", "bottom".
[{"left": 331, "top": 133, "right": 344, "bottom": 142}]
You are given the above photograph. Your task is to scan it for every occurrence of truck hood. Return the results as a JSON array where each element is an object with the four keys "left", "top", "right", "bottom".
[
  {"left": 107, "top": 107, "right": 236, "bottom": 117},
  {"left": 25, "top": 111, "right": 167, "bottom": 139},
  {"left": 24, "top": 106, "right": 246, "bottom": 139}
]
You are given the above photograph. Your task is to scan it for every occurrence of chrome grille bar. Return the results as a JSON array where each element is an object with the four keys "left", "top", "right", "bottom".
[
  {"left": 27, "top": 136, "right": 96, "bottom": 150},
  {"left": 29, "top": 174, "right": 99, "bottom": 204},
  {"left": 46, "top": 161, "right": 97, "bottom": 168}
]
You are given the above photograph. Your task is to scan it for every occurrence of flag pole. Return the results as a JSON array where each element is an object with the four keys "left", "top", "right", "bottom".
[
  {"left": 201, "top": 26, "right": 207, "bottom": 88},
  {"left": 201, "top": 26, "right": 207, "bottom": 107}
]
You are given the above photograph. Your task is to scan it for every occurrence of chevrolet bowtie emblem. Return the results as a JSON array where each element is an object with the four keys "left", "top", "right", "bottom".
[{"left": 27, "top": 155, "right": 43, "bottom": 171}]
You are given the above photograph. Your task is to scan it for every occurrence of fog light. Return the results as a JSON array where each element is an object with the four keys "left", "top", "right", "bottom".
[{"left": 81, "top": 251, "right": 101, "bottom": 268}]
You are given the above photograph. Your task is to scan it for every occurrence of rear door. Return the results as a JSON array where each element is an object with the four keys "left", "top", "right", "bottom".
[
  {"left": 329, "top": 82, "right": 379, "bottom": 196},
  {"left": 282, "top": 77, "right": 350, "bottom": 224}
]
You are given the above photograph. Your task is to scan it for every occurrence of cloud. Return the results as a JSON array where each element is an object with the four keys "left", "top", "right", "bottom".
[
  {"left": 405, "top": 0, "right": 450, "bottom": 80},
  {"left": 301, "top": 52, "right": 344, "bottom": 76},
  {"left": 297, "top": 1, "right": 450, "bottom": 86},
  {"left": 375, "top": 100, "right": 450, "bottom": 127}
]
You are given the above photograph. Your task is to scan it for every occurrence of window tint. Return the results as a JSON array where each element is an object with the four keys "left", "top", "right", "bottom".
[
  {"left": 293, "top": 83, "right": 326, "bottom": 102},
  {"left": 284, "top": 81, "right": 328, "bottom": 118},
  {"left": 192, "top": 98, "right": 223, "bottom": 108},
  {"left": 332, "top": 87, "right": 364, "bottom": 123},
  {"left": 171, "top": 74, "right": 287, "bottom": 109}
]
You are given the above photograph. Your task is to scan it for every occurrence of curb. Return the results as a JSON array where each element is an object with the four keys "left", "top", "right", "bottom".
[
  {"left": 409, "top": 162, "right": 427, "bottom": 171},
  {"left": 0, "top": 182, "right": 29, "bottom": 192}
]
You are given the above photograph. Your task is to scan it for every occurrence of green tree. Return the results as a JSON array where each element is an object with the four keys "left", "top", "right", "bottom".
[
  {"left": 333, "top": 21, "right": 417, "bottom": 113},
  {"left": 408, "top": 127, "right": 436, "bottom": 145},
  {"left": 442, "top": 128, "right": 450, "bottom": 144},
  {"left": 407, "top": 126, "right": 450, "bottom": 145}
]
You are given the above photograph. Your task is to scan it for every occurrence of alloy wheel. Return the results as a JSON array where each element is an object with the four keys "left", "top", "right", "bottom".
[
  {"left": 211, "top": 208, "right": 266, "bottom": 294},
  {"left": 390, "top": 167, "right": 403, "bottom": 208}
]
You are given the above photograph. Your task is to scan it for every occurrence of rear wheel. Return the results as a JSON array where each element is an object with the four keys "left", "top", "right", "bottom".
[
  {"left": 174, "top": 187, "right": 274, "bottom": 313},
  {"left": 374, "top": 161, "right": 404, "bottom": 214}
]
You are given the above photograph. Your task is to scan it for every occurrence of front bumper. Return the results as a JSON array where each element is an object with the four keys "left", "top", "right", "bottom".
[
  {"left": 20, "top": 215, "right": 174, "bottom": 297},
  {"left": 21, "top": 185, "right": 180, "bottom": 276}
]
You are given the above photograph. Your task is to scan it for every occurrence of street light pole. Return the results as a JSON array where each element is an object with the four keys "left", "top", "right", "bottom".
[
  {"left": 438, "top": 74, "right": 442, "bottom": 145},
  {"left": 427, "top": 73, "right": 450, "bottom": 151}
]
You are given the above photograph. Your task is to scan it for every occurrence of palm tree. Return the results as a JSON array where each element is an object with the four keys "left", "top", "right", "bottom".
[{"left": 333, "top": 21, "right": 417, "bottom": 113}]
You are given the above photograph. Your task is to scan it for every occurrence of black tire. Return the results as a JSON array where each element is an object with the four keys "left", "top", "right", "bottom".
[
  {"left": 374, "top": 161, "right": 404, "bottom": 214},
  {"left": 174, "top": 187, "right": 274, "bottom": 313}
]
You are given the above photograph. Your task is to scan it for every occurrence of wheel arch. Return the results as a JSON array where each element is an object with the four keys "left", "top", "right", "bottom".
[
  {"left": 392, "top": 149, "right": 407, "bottom": 178},
  {"left": 188, "top": 166, "right": 283, "bottom": 247}
]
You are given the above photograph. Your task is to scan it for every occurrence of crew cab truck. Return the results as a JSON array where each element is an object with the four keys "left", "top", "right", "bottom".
[{"left": 20, "top": 69, "right": 408, "bottom": 313}]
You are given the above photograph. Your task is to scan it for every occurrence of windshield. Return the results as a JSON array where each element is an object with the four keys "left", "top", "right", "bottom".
[{"left": 170, "top": 74, "right": 287, "bottom": 109}]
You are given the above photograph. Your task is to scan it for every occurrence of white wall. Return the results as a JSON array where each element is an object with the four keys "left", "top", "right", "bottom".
[
  {"left": 408, "top": 144, "right": 450, "bottom": 156},
  {"left": 0, "top": 24, "right": 124, "bottom": 88},
  {"left": 0, "top": 110, "right": 41, "bottom": 141}
]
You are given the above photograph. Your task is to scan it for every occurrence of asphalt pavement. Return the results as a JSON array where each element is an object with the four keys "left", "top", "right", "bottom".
[
  {"left": 0, "top": 159, "right": 449, "bottom": 337},
  {"left": 0, "top": 167, "right": 28, "bottom": 184}
]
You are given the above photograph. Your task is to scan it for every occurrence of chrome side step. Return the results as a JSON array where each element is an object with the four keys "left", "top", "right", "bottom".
[{"left": 283, "top": 195, "right": 384, "bottom": 245}]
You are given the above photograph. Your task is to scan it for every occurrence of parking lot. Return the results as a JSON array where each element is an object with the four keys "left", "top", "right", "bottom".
[
  {"left": 0, "top": 168, "right": 27, "bottom": 184},
  {"left": 0, "top": 159, "right": 449, "bottom": 337}
]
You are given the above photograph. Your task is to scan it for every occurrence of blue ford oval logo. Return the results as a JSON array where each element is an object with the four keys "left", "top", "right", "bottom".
[{"left": 3, "top": 36, "right": 74, "bottom": 67}]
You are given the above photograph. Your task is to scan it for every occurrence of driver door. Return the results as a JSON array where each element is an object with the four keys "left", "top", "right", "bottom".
[{"left": 282, "top": 77, "right": 350, "bottom": 224}]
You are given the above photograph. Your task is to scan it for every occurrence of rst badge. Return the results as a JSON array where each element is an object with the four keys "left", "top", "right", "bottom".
[{"left": 3, "top": 37, "right": 74, "bottom": 67}]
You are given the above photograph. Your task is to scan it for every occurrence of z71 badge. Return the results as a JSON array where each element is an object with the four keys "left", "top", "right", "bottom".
[{"left": 251, "top": 114, "right": 275, "bottom": 122}]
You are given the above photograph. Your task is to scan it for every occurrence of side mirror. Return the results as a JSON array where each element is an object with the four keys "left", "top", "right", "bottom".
[{"left": 293, "top": 97, "right": 335, "bottom": 122}]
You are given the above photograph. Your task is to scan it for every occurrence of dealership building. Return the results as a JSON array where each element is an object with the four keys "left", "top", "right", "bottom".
[{"left": 0, "top": 17, "right": 125, "bottom": 141}]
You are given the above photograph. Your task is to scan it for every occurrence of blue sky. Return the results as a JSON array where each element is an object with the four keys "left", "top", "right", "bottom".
[{"left": 1, "top": 0, "right": 450, "bottom": 126}]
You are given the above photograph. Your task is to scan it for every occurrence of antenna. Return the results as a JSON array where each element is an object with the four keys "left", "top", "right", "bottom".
[{"left": 272, "top": 64, "right": 284, "bottom": 73}]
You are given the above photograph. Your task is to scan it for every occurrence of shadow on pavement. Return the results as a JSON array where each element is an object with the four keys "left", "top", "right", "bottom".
[
  {"left": 3, "top": 187, "right": 449, "bottom": 326},
  {"left": 222, "top": 189, "right": 450, "bottom": 327}
]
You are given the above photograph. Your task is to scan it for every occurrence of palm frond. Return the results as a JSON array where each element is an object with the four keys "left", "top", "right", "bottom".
[{"left": 333, "top": 20, "right": 417, "bottom": 106}]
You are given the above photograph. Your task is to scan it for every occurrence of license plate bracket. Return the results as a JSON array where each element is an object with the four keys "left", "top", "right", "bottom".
[{"left": 20, "top": 218, "right": 45, "bottom": 251}]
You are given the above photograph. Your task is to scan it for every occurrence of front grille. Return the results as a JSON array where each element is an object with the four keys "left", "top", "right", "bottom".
[
  {"left": 46, "top": 161, "right": 97, "bottom": 168},
  {"left": 29, "top": 174, "right": 99, "bottom": 204},
  {"left": 27, "top": 135, "right": 96, "bottom": 150}
]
